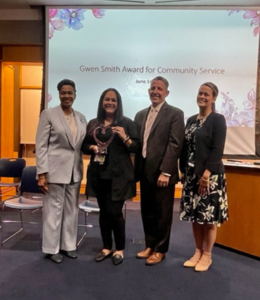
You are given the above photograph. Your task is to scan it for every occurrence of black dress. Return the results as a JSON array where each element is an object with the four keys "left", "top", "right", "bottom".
[{"left": 180, "top": 117, "right": 228, "bottom": 226}]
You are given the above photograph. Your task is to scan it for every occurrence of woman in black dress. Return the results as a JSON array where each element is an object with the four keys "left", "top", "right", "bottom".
[
  {"left": 179, "top": 82, "right": 228, "bottom": 272},
  {"left": 82, "top": 88, "right": 139, "bottom": 265}
]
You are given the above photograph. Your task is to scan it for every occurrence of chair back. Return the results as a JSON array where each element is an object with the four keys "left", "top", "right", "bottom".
[
  {"left": 20, "top": 166, "right": 40, "bottom": 194},
  {"left": 0, "top": 158, "right": 26, "bottom": 178}
]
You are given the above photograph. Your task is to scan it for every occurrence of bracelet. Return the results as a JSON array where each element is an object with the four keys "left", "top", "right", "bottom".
[
  {"left": 202, "top": 178, "right": 209, "bottom": 182},
  {"left": 162, "top": 172, "right": 171, "bottom": 177},
  {"left": 123, "top": 136, "right": 130, "bottom": 143}
]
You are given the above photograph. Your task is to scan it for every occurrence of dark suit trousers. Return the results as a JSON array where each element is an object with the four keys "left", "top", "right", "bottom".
[
  {"left": 96, "top": 179, "right": 125, "bottom": 251},
  {"left": 140, "top": 172, "right": 175, "bottom": 253}
]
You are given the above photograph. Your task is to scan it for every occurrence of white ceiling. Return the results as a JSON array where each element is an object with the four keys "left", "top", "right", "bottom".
[{"left": 0, "top": 0, "right": 260, "bottom": 9}]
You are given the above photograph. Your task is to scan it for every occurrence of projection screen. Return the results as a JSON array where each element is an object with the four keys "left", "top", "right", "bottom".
[{"left": 46, "top": 7, "right": 260, "bottom": 156}]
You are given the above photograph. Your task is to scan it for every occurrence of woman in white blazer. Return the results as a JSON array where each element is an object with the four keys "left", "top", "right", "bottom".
[{"left": 36, "top": 79, "right": 87, "bottom": 264}]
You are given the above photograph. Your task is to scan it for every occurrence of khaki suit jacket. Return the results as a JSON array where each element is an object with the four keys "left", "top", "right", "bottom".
[{"left": 36, "top": 105, "right": 87, "bottom": 184}]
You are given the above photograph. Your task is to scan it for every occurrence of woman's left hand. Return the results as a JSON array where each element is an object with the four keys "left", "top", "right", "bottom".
[
  {"left": 198, "top": 169, "right": 211, "bottom": 197},
  {"left": 198, "top": 177, "right": 210, "bottom": 197},
  {"left": 112, "top": 126, "right": 127, "bottom": 141}
]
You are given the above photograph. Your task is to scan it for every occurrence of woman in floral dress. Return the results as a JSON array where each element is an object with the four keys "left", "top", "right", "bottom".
[{"left": 179, "top": 82, "right": 228, "bottom": 272}]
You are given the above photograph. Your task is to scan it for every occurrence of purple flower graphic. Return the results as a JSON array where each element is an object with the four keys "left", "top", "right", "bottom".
[
  {"left": 49, "top": 9, "right": 106, "bottom": 39},
  {"left": 47, "top": 93, "right": 52, "bottom": 108},
  {"left": 49, "top": 9, "right": 65, "bottom": 39},
  {"left": 227, "top": 10, "right": 240, "bottom": 16},
  {"left": 58, "top": 9, "right": 86, "bottom": 30},
  {"left": 49, "top": 9, "right": 58, "bottom": 19},
  {"left": 220, "top": 90, "right": 255, "bottom": 127},
  {"left": 243, "top": 10, "right": 260, "bottom": 36},
  {"left": 48, "top": 94, "right": 52, "bottom": 103},
  {"left": 228, "top": 10, "right": 260, "bottom": 36},
  {"left": 92, "top": 9, "right": 105, "bottom": 18}
]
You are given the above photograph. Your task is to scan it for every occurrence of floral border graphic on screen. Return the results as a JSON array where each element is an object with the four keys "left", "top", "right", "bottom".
[
  {"left": 228, "top": 10, "right": 259, "bottom": 36},
  {"left": 182, "top": 89, "right": 256, "bottom": 127},
  {"left": 48, "top": 9, "right": 258, "bottom": 127},
  {"left": 49, "top": 9, "right": 105, "bottom": 39},
  {"left": 220, "top": 89, "right": 255, "bottom": 127},
  {"left": 224, "top": 10, "right": 258, "bottom": 127}
]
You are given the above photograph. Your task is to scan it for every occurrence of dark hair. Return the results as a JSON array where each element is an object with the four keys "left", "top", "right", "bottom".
[
  {"left": 201, "top": 82, "right": 218, "bottom": 112},
  {"left": 57, "top": 79, "right": 76, "bottom": 92},
  {"left": 97, "top": 88, "right": 124, "bottom": 124},
  {"left": 151, "top": 76, "right": 169, "bottom": 89}
]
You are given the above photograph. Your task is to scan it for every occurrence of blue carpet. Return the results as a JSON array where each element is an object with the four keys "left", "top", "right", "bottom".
[{"left": 0, "top": 202, "right": 260, "bottom": 300}]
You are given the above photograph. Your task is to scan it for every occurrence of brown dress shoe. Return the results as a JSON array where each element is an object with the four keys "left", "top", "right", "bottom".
[
  {"left": 146, "top": 252, "right": 165, "bottom": 265},
  {"left": 136, "top": 247, "right": 153, "bottom": 259}
]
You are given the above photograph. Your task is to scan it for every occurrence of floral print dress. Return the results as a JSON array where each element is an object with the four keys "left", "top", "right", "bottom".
[{"left": 180, "top": 118, "right": 228, "bottom": 226}]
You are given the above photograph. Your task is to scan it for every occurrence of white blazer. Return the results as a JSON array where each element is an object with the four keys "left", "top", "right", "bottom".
[{"left": 36, "top": 105, "right": 87, "bottom": 184}]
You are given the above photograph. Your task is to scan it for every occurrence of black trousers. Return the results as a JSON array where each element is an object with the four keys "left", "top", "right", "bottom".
[
  {"left": 96, "top": 179, "right": 125, "bottom": 251},
  {"left": 140, "top": 171, "right": 175, "bottom": 253}
]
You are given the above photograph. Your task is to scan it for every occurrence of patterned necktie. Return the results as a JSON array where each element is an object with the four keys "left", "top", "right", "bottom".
[{"left": 142, "top": 108, "right": 157, "bottom": 158}]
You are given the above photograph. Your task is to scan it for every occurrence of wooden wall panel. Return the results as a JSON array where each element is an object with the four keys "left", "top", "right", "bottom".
[
  {"left": 2, "top": 46, "right": 43, "bottom": 62},
  {"left": 1, "top": 64, "right": 15, "bottom": 158},
  {"left": 216, "top": 166, "right": 260, "bottom": 257}
]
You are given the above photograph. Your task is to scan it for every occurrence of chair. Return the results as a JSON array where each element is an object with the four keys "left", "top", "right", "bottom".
[
  {"left": 77, "top": 197, "right": 100, "bottom": 247},
  {"left": 0, "top": 158, "right": 26, "bottom": 229},
  {"left": 77, "top": 197, "right": 127, "bottom": 247},
  {"left": 0, "top": 158, "right": 26, "bottom": 199},
  {"left": 1, "top": 166, "right": 43, "bottom": 245}
]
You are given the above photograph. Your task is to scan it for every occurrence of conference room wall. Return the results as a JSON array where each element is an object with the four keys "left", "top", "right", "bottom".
[
  {"left": 0, "top": 9, "right": 259, "bottom": 200},
  {"left": 0, "top": 9, "right": 44, "bottom": 158}
]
